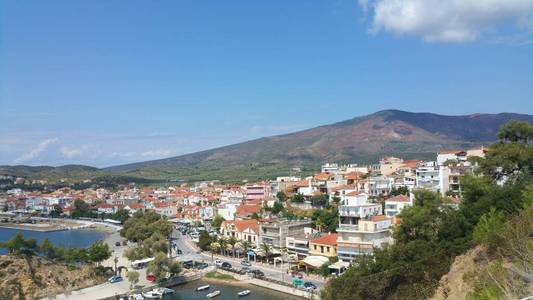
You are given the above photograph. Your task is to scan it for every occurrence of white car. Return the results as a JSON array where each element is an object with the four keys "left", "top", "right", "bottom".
[{"left": 214, "top": 260, "right": 223, "bottom": 267}]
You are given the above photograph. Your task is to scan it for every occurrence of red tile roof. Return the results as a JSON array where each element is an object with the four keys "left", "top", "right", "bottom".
[
  {"left": 386, "top": 195, "right": 410, "bottom": 202},
  {"left": 310, "top": 233, "right": 338, "bottom": 246}
]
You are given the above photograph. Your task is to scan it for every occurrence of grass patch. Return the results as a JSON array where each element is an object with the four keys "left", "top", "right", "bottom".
[{"left": 204, "top": 271, "right": 236, "bottom": 281}]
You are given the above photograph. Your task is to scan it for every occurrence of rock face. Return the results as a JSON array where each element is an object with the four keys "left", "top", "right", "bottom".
[
  {"left": 0, "top": 255, "right": 105, "bottom": 300},
  {"left": 431, "top": 246, "right": 484, "bottom": 300}
]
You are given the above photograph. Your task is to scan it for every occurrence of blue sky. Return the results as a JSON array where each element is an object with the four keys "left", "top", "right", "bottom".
[{"left": 1, "top": 0, "right": 532, "bottom": 167}]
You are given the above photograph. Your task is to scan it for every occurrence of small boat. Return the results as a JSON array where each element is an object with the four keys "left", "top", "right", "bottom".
[
  {"left": 156, "top": 287, "right": 175, "bottom": 295},
  {"left": 128, "top": 294, "right": 144, "bottom": 300},
  {"left": 206, "top": 290, "right": 221, "bottom": 298},
  {"left": 141, "top": 290, "right": 160, "bottom": 299},
  {"left": 237, "top": 290, "right": 251, "bottom": 296},
  {"left": 196, "top": 285, "right": 210, "bottom": 291}
]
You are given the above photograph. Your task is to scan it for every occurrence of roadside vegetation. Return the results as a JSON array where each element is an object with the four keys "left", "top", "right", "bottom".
[
  {"left": 204, "top": 271, "right": 237, "bottom": 281},
  {"left": 322, "top": 120, "right": 533, "bottom": 300}
]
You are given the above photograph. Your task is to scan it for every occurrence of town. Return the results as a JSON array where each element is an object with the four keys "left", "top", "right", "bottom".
[{"left": 0, "top": 147, "right": 487, "bottom": 298}]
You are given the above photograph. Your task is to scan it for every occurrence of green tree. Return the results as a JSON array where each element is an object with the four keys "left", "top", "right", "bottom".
[
  {"left": 147, "top": 252, "right": 181, "bottom": 281},
  {"left": 276, "top": 191, "right": 288, "bottom": 202},
  {"left": 227, "top": 236, "right": 238, "bottom": 258},
  {"left": 198, "top": 230, "right": 213, "bottom": 251},
  {"left": 71, "top": 199, "right": 91, "bottom": 218},
  {"left": 49, "top": 205, "right": 63, "bottom": 217},
  {"left": 0, "top": 232, "right": 38, "bottom": 256},
  {"left": 127, "top": 270, "right": 140, "bottom": 289},
  {"left": 260, "top": 242, "right": 271, "bottom": 263},
  {"left": 271, "top": 201, "right": 285, "bottom": 214},
  {"left": 211, "top": 214, "right": 224, "bottom": 229},
  {"left": 39, "top": 238, "right": 56, "bottom": 258},
  {"left": 121, "top": 210, "right": 171, "bottom": 242},
  {"left": 88, "top": 241, "right": 111, "bottom": 265},
  {"left": 497, "top": 120, "right": 533, "bottom": 143},
  {"left": 310, "top": 194, "right": 328, "bottom": 206},
  {"left": 291, "top": 193, "right": 305, "bottom": 203},
  {"left": 472, "top": 209, "right": 505, "bottom": 251},
  {"left": 113, "top": 209, "right": 130, "bottom": 223},
  {"left": 390, "top": 186, "right": 409, "bottom": 196}
]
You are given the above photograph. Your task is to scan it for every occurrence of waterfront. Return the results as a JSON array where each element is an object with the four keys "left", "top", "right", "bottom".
[
  {"left": 165, "top": 279, "right": 303, "bottom": 300},
  {"left": 0, "top": 227, "right": 107, "bottom": 254}
]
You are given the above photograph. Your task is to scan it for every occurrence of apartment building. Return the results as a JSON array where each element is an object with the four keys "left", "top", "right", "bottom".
[
  {"left": 259, "top": 219, "right": 313, "bottom": 249},
  {"left": 337, "top": 215, "right": 392, "bottom": 262}
]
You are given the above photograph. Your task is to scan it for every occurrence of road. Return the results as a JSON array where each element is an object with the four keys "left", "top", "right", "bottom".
[{"left": 170, "top": 228, "right": 326, "bottom": 290}]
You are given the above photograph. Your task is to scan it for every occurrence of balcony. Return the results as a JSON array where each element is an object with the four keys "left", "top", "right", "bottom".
[{"left": 337, "top": 224, "right": 359, "bottom": 232}]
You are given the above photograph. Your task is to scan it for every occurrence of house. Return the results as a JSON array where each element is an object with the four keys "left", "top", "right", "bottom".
[
  {"left": 220, "top": 219, "right": 260, "bottom": 246},
  {"left": 378, "top": 156, "right": 404, "bottom": 176},
  {"left": 245, "top": 183, "right": 270, "bottom": 201},
  {"left": 366, "top": 176, "right": 394, "bottom": 197},
  {"left": 125, "top": 203, "right": 145, "bottom": 215},
  {"left": 437, "top": 150, "right": 467, "bottom": 166},
  {"left": 286, "top": 227, "right": 320, "bottom": 259},
  {"left": 416, "top": 161, "right": 441, "bottom": 192},
  {"left": 384, "top": 194, "right": 413, "bottom": 217},
  {"left": 97, "top": 203, "right": 118, "bottom": 214},
  {"left": 235, "top": 202, "right": 261, "bottom": 218},
  {"left": 153, "top": 202, "right": 178, "bottom": 218},
  {"left": 309, "top": 233, "right": 338, "bottom": 258}
]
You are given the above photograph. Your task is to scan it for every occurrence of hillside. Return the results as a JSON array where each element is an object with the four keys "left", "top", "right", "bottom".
[
  {"left": 0, "top": 255, "right": 106, "bottom": 299},
  {"left": 2, "top": 110, "right": 533, "bottom": 182}
]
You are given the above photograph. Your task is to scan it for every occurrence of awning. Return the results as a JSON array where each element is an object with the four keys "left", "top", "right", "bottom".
[
  {"left": 302, "top": 255, "right": 329, "bottom": 268},
  {"left": 328, "top": 261, "right": 350, "bottom": 270}
]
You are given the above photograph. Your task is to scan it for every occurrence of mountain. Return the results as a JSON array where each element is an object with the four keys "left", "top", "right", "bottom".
[
  {"left": 2, "top": 110, "right": 533, "bottom": 182},
  {"left": 105, "top": 110, "right": 533, "bottom": 174}
]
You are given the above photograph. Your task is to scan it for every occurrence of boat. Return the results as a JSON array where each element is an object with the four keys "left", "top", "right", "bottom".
[
  {"left": 237, "top": 290, "right": 251, "bottom": 296},
  {"left": 141, "top": 290, "right": 160, "bottom": 299},
  {"left": 154, "top": 287, "right": 175, "bottom": 296},
  {"left": 196, "top": 285, "right": 210, "bottom": 291},
  {"left": 206, "top": 290, "right": 221, "bottom": 298},
  {"left": 128, "top": 294, "right": 144, "bottom": 300}
]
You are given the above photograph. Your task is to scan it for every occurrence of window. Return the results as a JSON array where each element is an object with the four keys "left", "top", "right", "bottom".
[
  {"left": 320, "top": 246, "right": 324, "bottom": 253},
  {"left": 314, "top": 245, "right": 317, "bottom": 250},
  {"left": 327, "top": 247, "right": 330, "bottom": 252}
]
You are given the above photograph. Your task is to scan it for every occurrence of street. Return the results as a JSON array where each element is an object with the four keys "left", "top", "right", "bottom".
[{"left": 170, "top": 228, "right": 326, "bottom": 290}]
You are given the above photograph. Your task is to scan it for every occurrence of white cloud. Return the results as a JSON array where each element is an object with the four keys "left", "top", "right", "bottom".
[
  {"left": 60, "top": 145, "right": 97, "bottom": 158},
  {"left": 360, "top": 0, "right": 533, "bottom": 42},
  {"left": 141, "top": 149, "right": 172, "bottom": 158},
  {"left": 13, "top": 138, "right": 58, "bottom": 164}
]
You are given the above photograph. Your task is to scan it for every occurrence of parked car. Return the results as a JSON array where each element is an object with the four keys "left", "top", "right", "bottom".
[
  {"left": 221, "top": 262, "right": 232, "bottom": 269},
  {"left": 114, "top": 241, "right": 121, "bottom": 247},
  {"left": 251, "top": 269, "right": 264, "bottom": 278},
  {"left": 240, "top": 260, "right": 252, "bottom": 267},
  {"left": 182, "top": 261, "right": 194, "bottom": 269},
  {"left": 214, "top": 260, "right": 223, "bottom": 267},
  {"left": 195, "top": 262, "right": 209, "bottom": 269},
  {"left": 146, "top": 274, "right": 156, "bottom": 282},
  {"left": 303, "top": 282, "right": 317, "bottom": 290},
  {"left": 108, "top": 275, "right": 123, "bottom": 283}
]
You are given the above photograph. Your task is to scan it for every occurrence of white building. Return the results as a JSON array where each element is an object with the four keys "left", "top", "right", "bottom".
[
  {"left": 337, "top": 215, "right": 392, "bottom": 262},
  {"left": 437, "top": 150, "right": 467, "bottom": 166},
  {"left": 416, "top": 162, "right": 441, "bottom": 192},
  {"left": 384, "top": 194, "right": 413, "bottom": 217}
]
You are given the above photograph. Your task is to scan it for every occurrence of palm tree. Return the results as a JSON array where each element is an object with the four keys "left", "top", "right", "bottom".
[
  {"left": 228, "top": 236, "right": 238, "bottom": 258},
  {"left": 218, "top": 237, "right": 228, "bottom": 256},
  {"left": 209, "top": 242, "right": 220, "bottom": 262},
  {"left": 260, "top": 242, "right": 272, "bottom": 263},
  {"left": 240, "top": 240, "right": 252, "bottom": 260}
]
